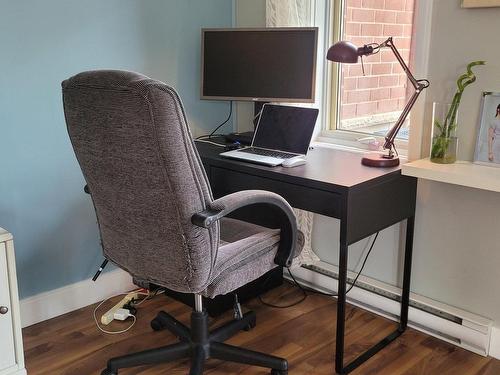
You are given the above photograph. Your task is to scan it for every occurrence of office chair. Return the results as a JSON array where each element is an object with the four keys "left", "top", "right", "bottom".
[{"left": 62, "top": 70, "right": 303, "bottom": 375}]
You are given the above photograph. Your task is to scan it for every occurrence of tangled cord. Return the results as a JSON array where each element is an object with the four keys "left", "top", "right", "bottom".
[{"left": 259, "top": 232, "right": 379, "bottom": 308}]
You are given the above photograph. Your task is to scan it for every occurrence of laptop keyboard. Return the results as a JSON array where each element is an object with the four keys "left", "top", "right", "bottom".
[{"left": 238, "top": 147, "right": 297, "bottom": 159}]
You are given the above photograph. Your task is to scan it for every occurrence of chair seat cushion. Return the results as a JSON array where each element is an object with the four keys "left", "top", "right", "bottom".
[{"left": 203, "top": 218, "right": 304, "bottom": 298}]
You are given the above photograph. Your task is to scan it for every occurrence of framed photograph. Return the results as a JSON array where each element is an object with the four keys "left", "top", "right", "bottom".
[
  {"left": 473, "top": 92, "right": 500, "bottom": 167},
  {"left": 462, "top": 0, "right": 500, "bottom": 8}
]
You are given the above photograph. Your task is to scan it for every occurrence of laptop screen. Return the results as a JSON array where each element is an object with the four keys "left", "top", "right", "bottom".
[{"left": 252, "top": 104, "right": 318, "bottom": 154}]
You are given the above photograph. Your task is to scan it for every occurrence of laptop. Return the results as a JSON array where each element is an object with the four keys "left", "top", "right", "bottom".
[{"left": 220, "top": 104, "right": 318, "bottom": 166}]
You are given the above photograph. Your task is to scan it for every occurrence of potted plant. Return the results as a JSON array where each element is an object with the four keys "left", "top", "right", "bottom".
[{"left": 430, "top": 60, "right": 485, "bottom": 163}]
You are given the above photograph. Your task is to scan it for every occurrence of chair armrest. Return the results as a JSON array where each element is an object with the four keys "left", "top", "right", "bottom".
[{"left": 191, "top": 190, "right": 298, "bottom": 268}]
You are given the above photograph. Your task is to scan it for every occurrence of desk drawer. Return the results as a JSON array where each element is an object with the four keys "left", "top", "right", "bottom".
[{"left": 210, "top": 167, "right": 341, "bottom": 218}]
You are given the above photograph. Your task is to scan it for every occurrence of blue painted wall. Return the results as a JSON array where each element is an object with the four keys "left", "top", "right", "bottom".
[{"left": 0, "top": 0, "right": 233, "bottom": 298}]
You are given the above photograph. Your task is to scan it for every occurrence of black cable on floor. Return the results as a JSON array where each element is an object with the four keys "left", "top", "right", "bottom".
[
  {"left": 258, "top": 268, "right": 308, "bottom": 309},
  {"left": 259, "top": 231, "right": 379, "bottom": 308}
]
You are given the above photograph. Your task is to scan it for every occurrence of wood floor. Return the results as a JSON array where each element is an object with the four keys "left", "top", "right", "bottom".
[{"left": 23, "top": 282, "right": 500, "bottom": 375}]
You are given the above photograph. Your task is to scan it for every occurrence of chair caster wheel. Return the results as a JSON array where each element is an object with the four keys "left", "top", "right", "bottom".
[
  {"left": 101, "top": 369, "right": 117, "bottom": 375},
  {"left": 243, "top": 316, "right": 257, "bottom": 331},
  {"left": 150, "top": 317, "right": 164, "bottom": 331},
  {"left": 271, "top": 370, "right": 287, "bottom": 375}
]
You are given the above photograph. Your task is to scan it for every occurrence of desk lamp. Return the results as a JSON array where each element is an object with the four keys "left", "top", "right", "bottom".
[{"left": 327, "top": 37, "right": 429, "bottom": 167}]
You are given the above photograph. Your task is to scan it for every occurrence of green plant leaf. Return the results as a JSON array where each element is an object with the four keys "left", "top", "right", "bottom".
[
  {"left": 443, "top": 60, "right": 486, "bottom": 133},
  {"left": 434, "top": 119, "right": 443, "bottom": 132}
]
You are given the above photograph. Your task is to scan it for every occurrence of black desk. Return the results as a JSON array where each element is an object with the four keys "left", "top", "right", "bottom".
[{"left": 196, "top": 141, "right": 417, "bottom": 374}]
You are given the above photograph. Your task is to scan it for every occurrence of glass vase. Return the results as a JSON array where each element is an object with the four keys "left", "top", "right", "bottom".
[{"left": 430, "top": 102, "right": 458, "bottom": 164}]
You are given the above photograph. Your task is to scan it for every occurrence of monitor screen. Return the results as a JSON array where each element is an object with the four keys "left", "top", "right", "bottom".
[
  {"left": 253, "top": 104, "right": 318, "bottom": 154},
  {"left": 201, "top": 28, "right": 318, "bottom": 102}
]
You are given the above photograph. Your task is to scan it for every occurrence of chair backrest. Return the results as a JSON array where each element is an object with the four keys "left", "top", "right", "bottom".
[{"left": 62, "top": 70, "right": 219, "bottom": 293}]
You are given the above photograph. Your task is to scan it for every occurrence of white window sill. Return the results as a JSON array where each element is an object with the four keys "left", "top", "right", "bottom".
[
  {"left": 314, "top": 130, "right": 409, "bottom": 158},
  {"left": 311, "top": 139, "right": 366, "bottom": 154},
  {"left": 311, "top": 140, "right": 409, "bottom": 165}
]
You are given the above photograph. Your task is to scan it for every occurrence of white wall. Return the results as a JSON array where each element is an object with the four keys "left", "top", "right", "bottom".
[
  {"left": 421, "top": 1, "right": 500, "bottom": 160},
  {"left": 411, "top": 180, "right": 500, "bottom": 320},
  {"left": 411, "top": 0, "right": 500, "bottom": 322},
  {"left": 236, "top": 0, "right": 500, "bottom": 324}
]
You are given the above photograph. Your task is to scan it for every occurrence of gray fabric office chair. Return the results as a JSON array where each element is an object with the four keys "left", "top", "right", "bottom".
[{"left": 62, "top": 70, "right": 303, "bottom": 375}]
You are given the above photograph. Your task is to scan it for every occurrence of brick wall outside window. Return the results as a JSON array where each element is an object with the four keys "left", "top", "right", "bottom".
[{"left": 338, "top": 0, "right": 415, "bottom": 135}]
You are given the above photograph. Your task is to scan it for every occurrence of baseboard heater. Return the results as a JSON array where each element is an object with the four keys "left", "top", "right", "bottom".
[{"left": 288, "top": 261, "right": 492, "bottom": 356}]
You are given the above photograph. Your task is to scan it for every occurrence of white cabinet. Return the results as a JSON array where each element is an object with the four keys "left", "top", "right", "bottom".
[{"left": 0, "top": 229, "right": 26, "bottom": 375}]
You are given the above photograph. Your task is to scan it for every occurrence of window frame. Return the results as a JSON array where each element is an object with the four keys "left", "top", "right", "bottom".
[{"left": 318, "top": 0, "right": 418, "bottom": 155}]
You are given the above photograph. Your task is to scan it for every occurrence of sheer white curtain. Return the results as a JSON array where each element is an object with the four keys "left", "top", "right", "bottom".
[
  {"left": 266, "top": 0, "right": 319, "bottom": 267},
  {"left": 266, "top": 0, "right": 311, "bottom": 27}
]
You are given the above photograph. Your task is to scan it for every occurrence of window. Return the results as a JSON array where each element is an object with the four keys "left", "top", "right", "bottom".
[{"left": 329, "top": 0, "right": 416, "bottom": 141}]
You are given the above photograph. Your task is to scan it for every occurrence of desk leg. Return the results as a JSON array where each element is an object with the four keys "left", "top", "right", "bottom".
[
  {"left": 335, "top": 216, "right": 415, "bottom": 374},
  {"left": 399, "top": 215, "right": 415, "bottom": 331},
  {"left": 335, "top": 235, "right": 348, "bottom": 374}
]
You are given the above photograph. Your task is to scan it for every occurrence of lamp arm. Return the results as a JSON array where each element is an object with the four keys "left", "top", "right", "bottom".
[
  {"left": 381, "top": 37, "right": 420, "bottom": 90},
  {"left": 383, "top": 89, "right": 421, "bottom": 151},
  {"left": 377, "top": 37, "right": 429, "bottom": 151}
]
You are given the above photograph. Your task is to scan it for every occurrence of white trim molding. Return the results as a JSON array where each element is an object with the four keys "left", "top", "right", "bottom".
[
  {"left": 489, "top": 326, "right": 500, "bottom": 359},
  {"left": 20, "top": 268, "right": 134, "bottom": 328},
  {"left": 0, "top": 368, "right": 26, "bottom": 375}
]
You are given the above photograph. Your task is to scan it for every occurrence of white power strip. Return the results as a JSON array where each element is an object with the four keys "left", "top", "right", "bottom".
[{"left": 101, "top": 291, "right": 140, "bottom": 325}]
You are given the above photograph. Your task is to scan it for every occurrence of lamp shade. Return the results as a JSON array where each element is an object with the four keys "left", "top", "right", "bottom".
[{"left": 326, "top": 41, "right": 360, "bottom": 63}]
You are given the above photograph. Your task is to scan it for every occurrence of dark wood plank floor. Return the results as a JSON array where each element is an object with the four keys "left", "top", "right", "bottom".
[{"left": 23, "top": 283, "right": 500, "bottom": 374}]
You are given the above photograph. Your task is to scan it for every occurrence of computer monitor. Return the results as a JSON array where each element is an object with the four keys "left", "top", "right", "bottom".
[{"left": 201, "top": 27, "right": 318, "bottom": 103}]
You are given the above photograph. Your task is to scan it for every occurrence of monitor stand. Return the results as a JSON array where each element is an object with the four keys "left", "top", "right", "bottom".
[{"left": 224, "top": 101, "right": 267, "bottom": 145}]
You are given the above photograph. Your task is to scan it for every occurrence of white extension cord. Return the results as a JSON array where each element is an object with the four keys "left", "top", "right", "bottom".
[
  {"left": 93, "top": 294, "right": 137, "bottom": 335},
  {"left": 93, "top": 289, "right": 165, "bottom": 335}
]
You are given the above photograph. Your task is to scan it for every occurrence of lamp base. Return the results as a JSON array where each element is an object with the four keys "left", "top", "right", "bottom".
[{"left": 361, "top": 153, "right": 400, "bottom": 168}]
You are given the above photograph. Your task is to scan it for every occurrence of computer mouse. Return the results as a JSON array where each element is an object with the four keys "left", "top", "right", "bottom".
[{"left": 281, "top": 156, "right": 307, "bottom": 168}]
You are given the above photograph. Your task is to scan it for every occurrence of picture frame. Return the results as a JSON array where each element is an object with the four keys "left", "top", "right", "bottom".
[
  {"left": 473, "top": 92, "right": 500, "bottom": 167},
  {"left": 462, "top": 0, "right": 500, "bottom": 8}
]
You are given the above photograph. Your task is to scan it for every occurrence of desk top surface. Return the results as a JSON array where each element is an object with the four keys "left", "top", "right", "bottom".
[{"left": 196, "top": 141, "right": 402, "bottom": 191}]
